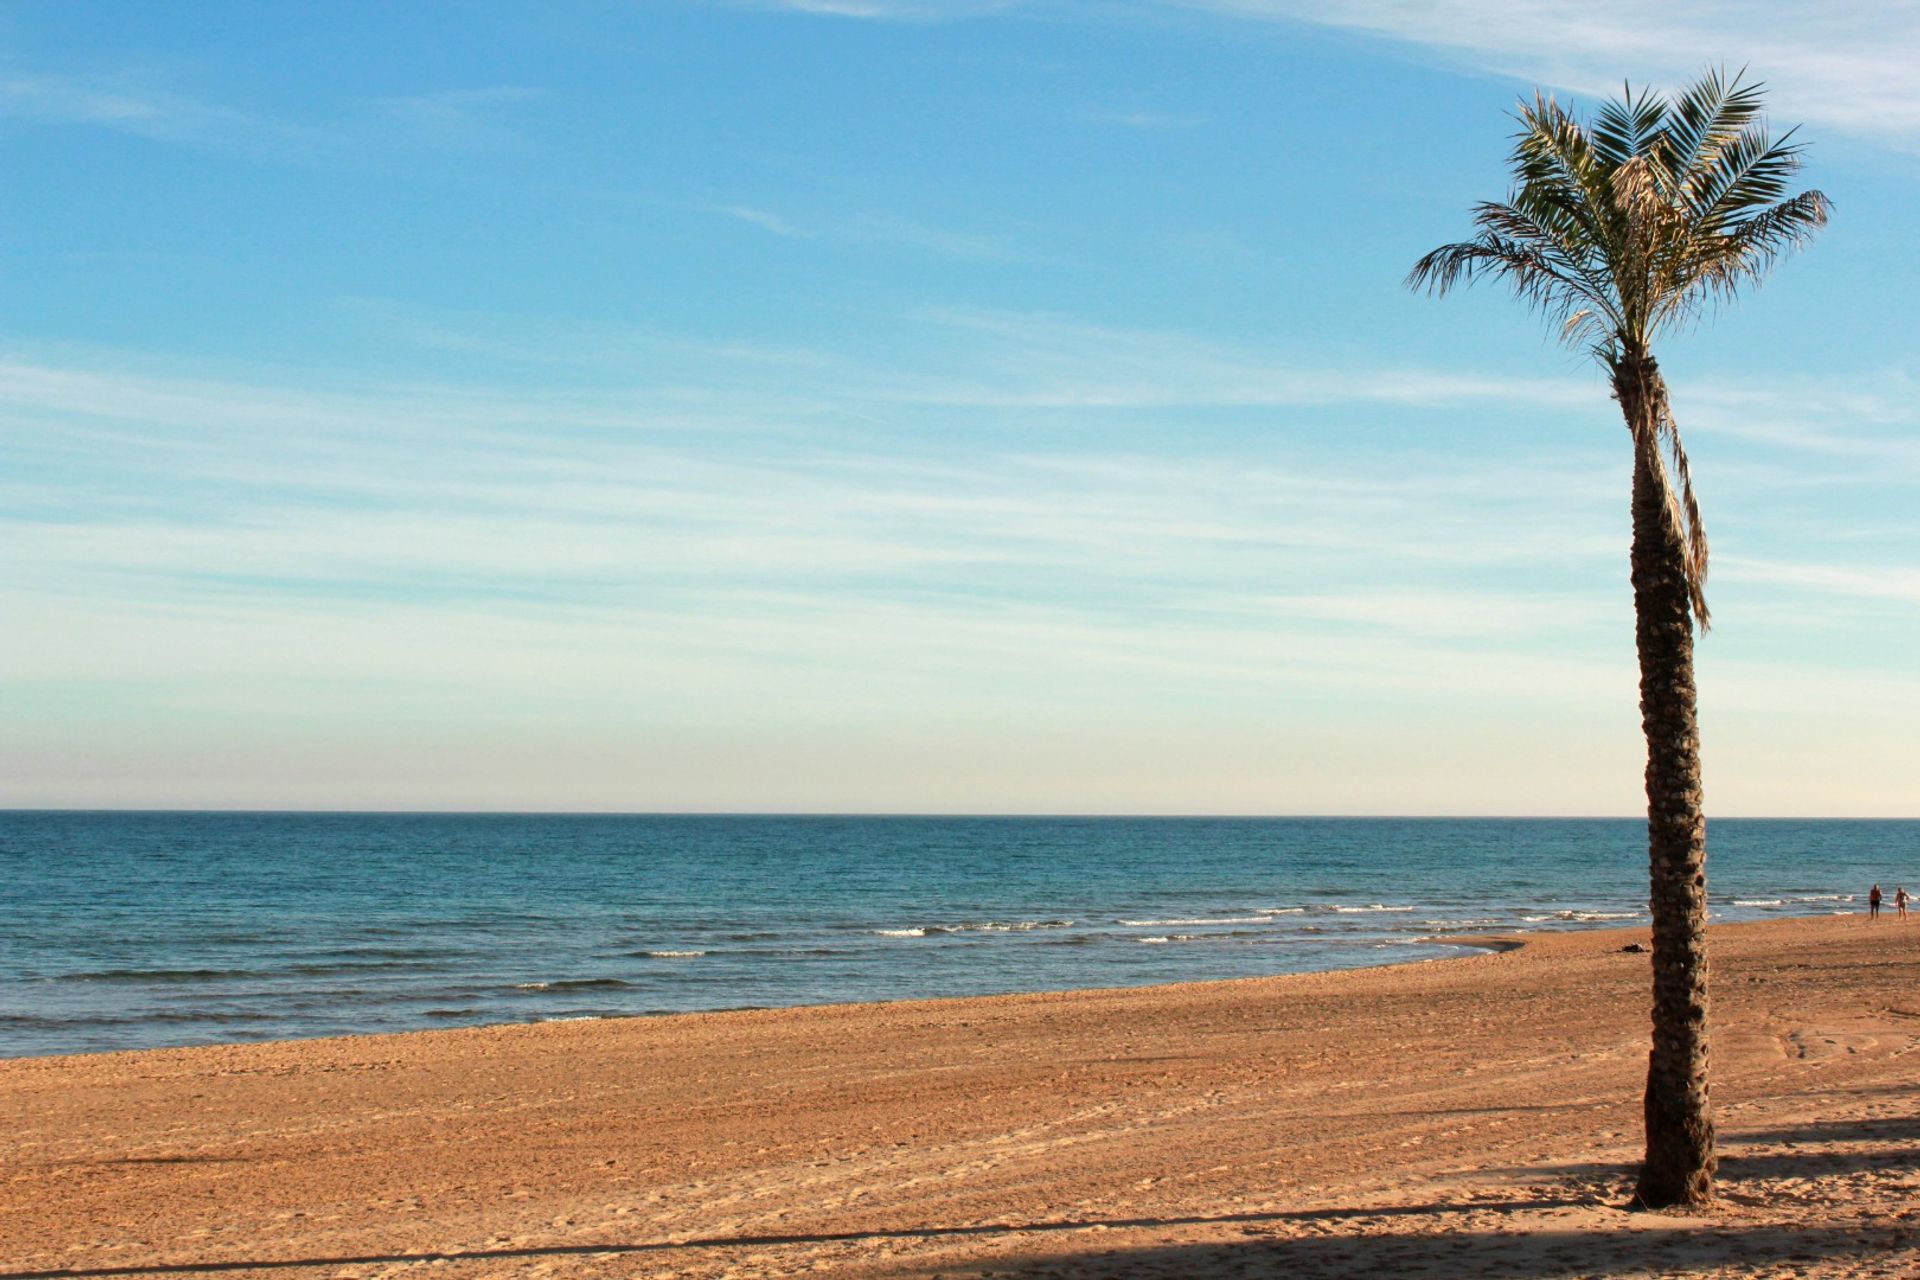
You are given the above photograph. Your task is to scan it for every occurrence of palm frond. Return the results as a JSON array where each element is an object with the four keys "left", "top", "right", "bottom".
[
  {"left": 1657, "top": 409, "right": 1712, "bottom": 629},
  {"left": 1690, "top": 125, "right": 1807, "bottom": 232},
  {"left": 1592, "top": 81, "right": 1667, "bottom": 169},
  {"left": 1630, "top": 400, "right": 1712, "bottom": 630},
  {"left": 1659, "top": 68, "right": 1766, "bottom": 198},
  {"left": 1409, "top": 68, "right": 1827, "bottom": 638},
  {"left": 1407, "top": 224, "right": 1619, "bottom": 349},
  {"left": 1411, "top": 68, "right": 1828, "bottom": 351},
  {"left": 1661, "top": 189, "right": 1832, "bottom": 323}
]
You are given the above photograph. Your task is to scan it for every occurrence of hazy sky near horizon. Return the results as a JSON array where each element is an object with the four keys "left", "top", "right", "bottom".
[{"left": 4, "top": 1, "right": 1917, "bottom": 815}]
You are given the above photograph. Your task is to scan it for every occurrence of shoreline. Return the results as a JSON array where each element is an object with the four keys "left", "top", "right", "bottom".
[
  {"left": 7, "top": 913, "right": 1917, "bottom": 1278},
  {"left": 11, "top": 921, "right": 1567, "bottom": 1068},
  {"left": 11, "top": 811, "right": 1885, "bottom": 1063}
]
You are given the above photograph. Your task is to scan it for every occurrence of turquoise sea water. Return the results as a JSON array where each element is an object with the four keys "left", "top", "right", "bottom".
[{"left": 2, "top": 813, "right": 1913, "bottom": 1058}]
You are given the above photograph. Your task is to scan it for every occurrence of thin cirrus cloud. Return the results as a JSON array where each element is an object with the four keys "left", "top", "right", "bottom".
[
  {"left": 705, "top": 202, "right": 1014, "bottom": 259},
  {"left": 0, "top": 68, "right": 541, "bottom": 155},
  {"left": 759, "top": 0, "right": 1920, "bottom": 146},
  {"left": 0, "top": 337, "right": 1628, "bottom": 619},
  {"left": 0, "top": 70, "right": 256, "bottom": 142},
  {"left": 3, "top": 330, "right": 1901, "bottom": 625},
  {"left": 753, "top": 0, "right": 1022, "bottom": 17},
  {"left": 6, "top": 335, "right": 1914, "bottom": 812},
  {"left": 1078, "top": 107, "right": 1214, "bottom": 130},
  {"left": 1178, "top": 0, "right": 1920, "bottom": 143}
]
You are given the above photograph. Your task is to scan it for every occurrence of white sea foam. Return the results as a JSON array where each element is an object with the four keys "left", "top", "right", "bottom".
[
  {"left": 1328, "top": 904, "right": 1415, "bottom": 914},
  {"left": 645, "top": 950, "right": 706, "bottom": 958},
  {"left": 1137, "top": 934, "right": 1202, "bottom": 944},
  {"left": 1258, "top": 907, "right": 1306, "bottom": 915},
  {"left": 873, "top": 920, "right": 1072, "bottom": 937},
  {"left": 1118, "top": 916, "right": 1271, "bottom": 927},
  {"left": 952, "top": 919, "right": 1074, "bottom": 933},
  {"left": 1732, "top": 899, "right": 1785, "bottom": 907},
  {"left": 1519, "top": 910, "right": 1640, "bottom": 922}
]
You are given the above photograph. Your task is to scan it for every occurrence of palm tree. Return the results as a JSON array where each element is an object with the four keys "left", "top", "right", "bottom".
[{"left": 1407, "top": 71, "right": 1828, "bottom": 1208}]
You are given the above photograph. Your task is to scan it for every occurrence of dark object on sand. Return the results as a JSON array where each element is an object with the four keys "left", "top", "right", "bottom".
[{"left": 1621, "top": 943, "right": 1648, "bottom": 954}]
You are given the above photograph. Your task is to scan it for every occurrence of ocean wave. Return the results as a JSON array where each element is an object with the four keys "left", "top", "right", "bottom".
[
  {"left": 2, "top": 1010, "right": 267, "bottom": 1028},
  {"left": 1732, "top": 898, "right": 1785, "bottom": 906},
  {"left": 512, "top": 978, "right": 634, "bottom": 993},
  {"left": 1118, "top": 916, "right": 1270, "bottom": 927},
  {"left": 1519, "top": 910, "right": 1641, "bottom": 923},
  {"left": 1794, "top": 893, "right": 1855, "bottom": 902},
  {"left": 642, "top": 950, "right": 705, "bottom": 959},
  {"left": 1258, "top": 907, "right": 1306, "bottom": 915},
  {"left": 872, "top": 919, "right": 1073, "bottom": 937},
  {"left": 1138, "top": 934, "right": 1202, "bottom": 944},
  {"left": 55, "top": 967, "right": 254, "bottom": 983},
  {"left": 1326, "top": 905, "right": 1415, "bottom": 914},
  {"left": 952, "top": 919, "right": 1075, "bottom": 933}
]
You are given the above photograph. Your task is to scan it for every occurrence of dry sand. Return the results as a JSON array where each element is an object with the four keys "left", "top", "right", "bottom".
[{"left": 6, "top": 916, "right": 1920, "bottom": 1279}]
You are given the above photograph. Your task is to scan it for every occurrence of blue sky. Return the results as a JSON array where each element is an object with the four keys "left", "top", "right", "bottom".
[{"left": 4, "top": 0, "right": 1916, "bottom": 814}]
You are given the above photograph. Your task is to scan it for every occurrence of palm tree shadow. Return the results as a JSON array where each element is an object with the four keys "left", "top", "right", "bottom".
[
  {"left": 1478, "top": 1111, "right": 1920, "bottom": 1184},
  {"left": 929, "top": 1221, "right": 1904, "bottom": 1279},
  {"left": 0, "top": 1199, "right": 1587, "bottom": 1280}
]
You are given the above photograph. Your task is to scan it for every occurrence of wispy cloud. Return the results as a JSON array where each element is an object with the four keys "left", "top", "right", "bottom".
[
  {"left": 749, "top": 0, "right": 1920, "bottom": 146},
  {"left": 749, "top": 0, "right": 1022, "bottom": 18},
  {"left": 1173, "top": 0, "right": 1920, "bottom": 145},
  {"left": 886, "top": 308, "right": 1601, "bottom": 409},
  {"left": 1718, "top": 557, "right": 1920, "bottom": 609},
  {"left": 362, "top": 87, "right": 542, "bottom": 149},
  {"left": 4, "top": 340, "right": 1912, "bottom": 811},
  {"left": 0, "top": 346, "right": 1622, "bottom": 614},
  {"left": 0, "top": 66, "right": 540, "bottom": 158},
  {"left": 712, "top": 203, "right": 807, "bottom": 236},
  {"left": 0, "top": 69, "right": 279, "bottom": 145},
  {"left": 1680, "top": 374, "right": 1920, "bottom": 474},
  {"left": 1079, "top": 107, "right": 1212, "bottom": 130},
  {"left": 700, "top": 203, "right": 1014, "bottom": 259}
]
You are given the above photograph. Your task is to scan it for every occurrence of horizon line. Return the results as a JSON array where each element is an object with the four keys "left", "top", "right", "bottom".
[{"left": 4, "top": 808, "right": 1914, "bottom": 822}]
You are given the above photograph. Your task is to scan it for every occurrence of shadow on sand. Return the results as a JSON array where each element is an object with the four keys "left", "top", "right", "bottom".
[
  {"left": 1, "top": 1199, "right": 1585, "bottom": 1279},
  {"left": 917, "top": 1220, "right": 1902, "bottom": 1279}
]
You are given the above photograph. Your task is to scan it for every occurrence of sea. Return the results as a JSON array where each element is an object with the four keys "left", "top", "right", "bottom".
[{"left": 2, "top": 813, "right": 1913, "bottom": 1059}]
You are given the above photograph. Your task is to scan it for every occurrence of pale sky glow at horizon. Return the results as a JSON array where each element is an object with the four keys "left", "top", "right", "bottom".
[{"left": 4, "top": 1, "right": 1917, "bottom": 816}]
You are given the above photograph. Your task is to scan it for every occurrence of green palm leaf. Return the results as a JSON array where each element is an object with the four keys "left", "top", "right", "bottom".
[{"left": 1406, "top": 69, "right": 1829, "bottom": 625}]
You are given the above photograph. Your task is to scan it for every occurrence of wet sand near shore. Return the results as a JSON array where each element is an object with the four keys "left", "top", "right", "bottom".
[{"left": 5, "top": 916, "right": 1919, "bottom": 1279}]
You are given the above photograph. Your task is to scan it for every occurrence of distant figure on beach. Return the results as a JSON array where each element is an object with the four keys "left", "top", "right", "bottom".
[
  {"left": 1898, "top": 887, "right": 1910, "bottom": 922},
  {"left": 1870, "top": 884, "right": 1883, "bottom": 919}
]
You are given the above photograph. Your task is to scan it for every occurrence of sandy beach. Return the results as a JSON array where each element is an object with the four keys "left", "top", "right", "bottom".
[{"left": 5, "top": 915, "right": 1919, "bottom": 1279}]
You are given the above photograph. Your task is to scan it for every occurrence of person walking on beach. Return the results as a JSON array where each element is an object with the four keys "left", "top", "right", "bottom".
[
  {"left": 1870, "top": 884, "right": 1883, "bottom": 920},
  {"left": 1897, "top": 887, "right": 1910, "bottom": 922}
]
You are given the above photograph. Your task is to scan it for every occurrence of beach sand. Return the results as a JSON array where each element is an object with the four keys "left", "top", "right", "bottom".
[{"left": 6, "top": 915, "right": 1919, "bottom": 1278}]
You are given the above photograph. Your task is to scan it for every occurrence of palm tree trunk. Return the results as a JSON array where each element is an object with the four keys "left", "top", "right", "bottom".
[{"left": 1614, "top": 353, "right": 1716, "bottom": 1208}]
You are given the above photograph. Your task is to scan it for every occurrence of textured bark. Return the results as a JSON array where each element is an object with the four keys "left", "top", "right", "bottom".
[{"left": 1614, "top": 352, "right": 1716, "bottom": 1208}]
